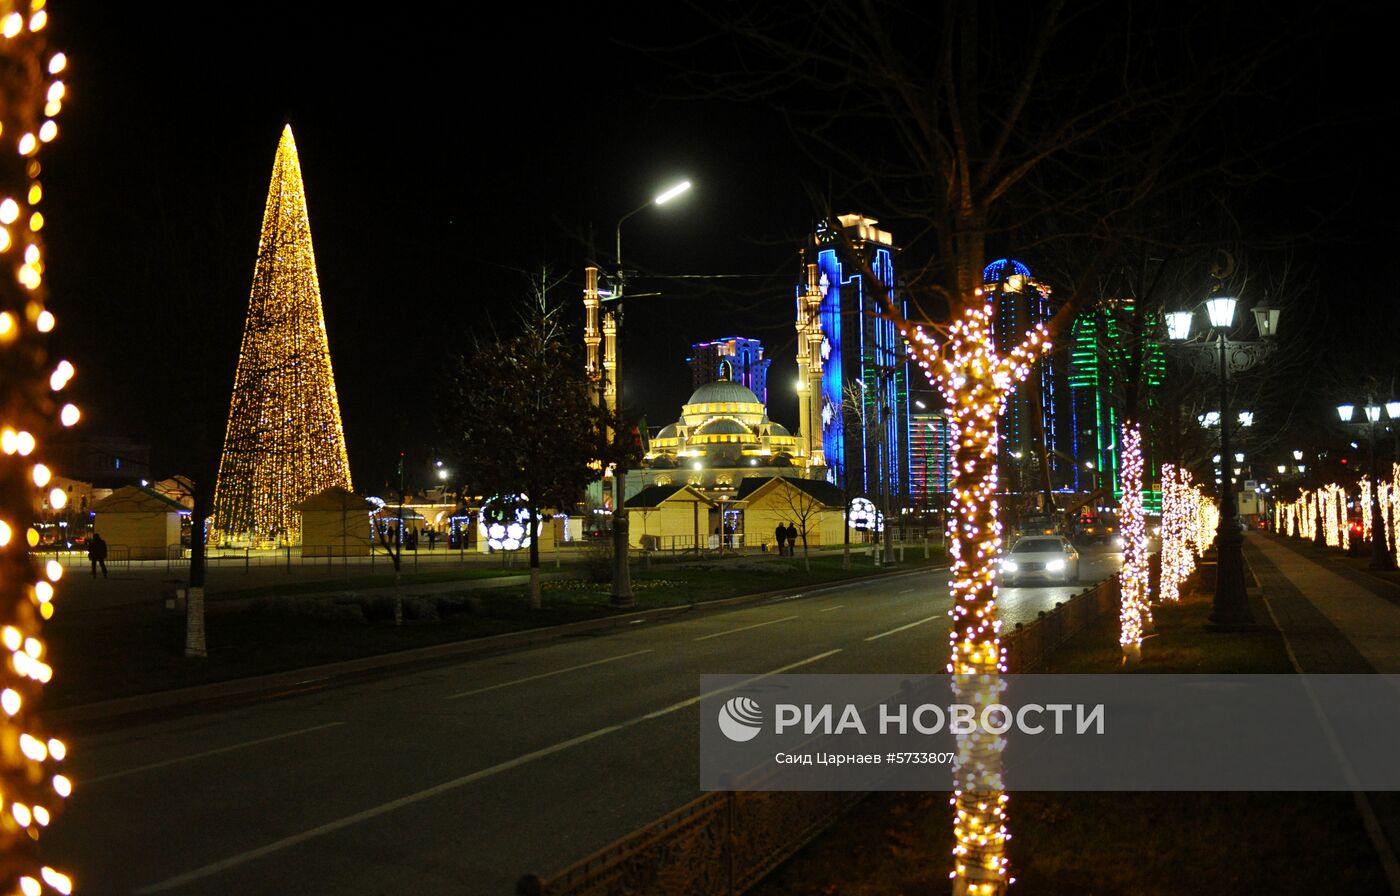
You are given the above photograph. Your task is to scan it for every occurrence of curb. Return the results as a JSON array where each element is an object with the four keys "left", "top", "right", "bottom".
[{"left": 42, "top": 562, "right": 942, "bottom": 731}]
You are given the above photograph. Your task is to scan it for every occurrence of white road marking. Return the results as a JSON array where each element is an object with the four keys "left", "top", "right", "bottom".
[
  {"left": 818, "top": 605, "right": 845, "bottom": 613},
  {"left": 134, "top": 649, "right": 843, "bottom": 895},
  {"left": 897, "top": 587, "right": 915, "bottom": 594},
  {"left": 444, "top": 649, "right": 654, "bottom": 700},
  {"left": 85, "top": 722, "right": 345, "bottom": 785},
  {"left": 694, "top": 614, "right": 799, "bottom": 641},
  {"left": 865, "top": 614, "right": 944, "bottom": 642}
]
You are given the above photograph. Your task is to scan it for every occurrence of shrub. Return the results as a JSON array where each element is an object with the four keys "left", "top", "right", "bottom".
[{"left": 584, "top": 539, "right": 614, "bottom": 584}]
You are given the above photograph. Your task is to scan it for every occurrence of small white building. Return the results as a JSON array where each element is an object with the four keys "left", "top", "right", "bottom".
[
  {"left": 295, "top": 487, "right": 376, "bottom": 558},
  {"left": 91, "top": 486, "right": 187, "bottom": 561}
]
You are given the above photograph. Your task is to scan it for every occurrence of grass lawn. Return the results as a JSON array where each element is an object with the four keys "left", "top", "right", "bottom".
[
  {"left": 205, "top": 563, "right": 563, "bottom": 601},
  {"left": 44, "top": 550, "right": 944, "bottom": 708},
  {"left": 749, "top": 587, "right": 1387, "bottom": 896}
]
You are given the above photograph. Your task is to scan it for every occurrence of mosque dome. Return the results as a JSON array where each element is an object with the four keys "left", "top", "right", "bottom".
[
  {"left": 686, "top": 380, "right": 763, "bottom": 407},
  {"left": 696, "top": 418, "right": 750, "bottom": 437},
  {"left": 769, "top": 422, "right": 791, "bottom": 437},
  {"left": 655, "top": 423, "right": 680, "bottom": 440}
]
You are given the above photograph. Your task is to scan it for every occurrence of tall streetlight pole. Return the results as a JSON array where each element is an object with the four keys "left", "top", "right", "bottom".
[
  {"left": 1336, "top": 398, "right": 1397, "bottom": 569},
  {"left": 1166, "top": 295, "right": 1280, "bottom": 629},
  {"left": 605, "top": 179, "right": 692, "bottom": 607}
]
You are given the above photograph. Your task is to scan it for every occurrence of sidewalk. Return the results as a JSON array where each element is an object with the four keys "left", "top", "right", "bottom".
[
  {"left": 1247, "top": 532, "right": 1400, "bottom": 673},
  {"left": 1247, "top": 532, "right": 1400, "bottom": 894}
]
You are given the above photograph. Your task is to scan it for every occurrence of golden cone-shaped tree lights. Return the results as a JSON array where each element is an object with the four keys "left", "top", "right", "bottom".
[
  {"left": 0, "top": 1, "right": 73, "bottom": 891},
  {"left": 213, "top": 126, "right": 352, "bottom": 547}
]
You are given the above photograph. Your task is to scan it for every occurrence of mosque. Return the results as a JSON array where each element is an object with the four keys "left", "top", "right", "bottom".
[{"left": 635, "top": 369, "right": 820, "bottom": 498}]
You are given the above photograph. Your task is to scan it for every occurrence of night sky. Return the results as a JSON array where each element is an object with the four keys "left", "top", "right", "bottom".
[{"left": 37, "top": 3, "right": 1398, "bottom": 492}]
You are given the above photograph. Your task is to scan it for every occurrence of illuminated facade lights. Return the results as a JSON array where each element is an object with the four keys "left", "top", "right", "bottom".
[
  {"left": 212, "top": 126, "right": 352, "bottom": 548},
  {"left": 985, "top": 259, "right": 1060, "bottom": 481},
  {"left": 801, "top": 216, "right": 911, "bottom": 500},
  {"left": 1067, "top": 299, "right": 1165, "bottom": 508},
  {"left": 0, "top": 4, "right": 72, "bottom": 889}
]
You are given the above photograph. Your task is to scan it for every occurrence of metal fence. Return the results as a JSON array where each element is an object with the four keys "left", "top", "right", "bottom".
[
  {"left": 538, "top": 790, "right": 865, "bottom": 896},
  {"left": 527, "top": 561, "right": 1133, "bottom": 895}
]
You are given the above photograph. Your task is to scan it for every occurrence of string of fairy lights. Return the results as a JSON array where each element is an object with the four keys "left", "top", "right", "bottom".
[
  {"left": 0, "top": 2, "right": 73, "bottom": 892},
  {"left": 902, "top": 287, "right": 1050, "bottom": 896},
  {"left": 211, "top": 126, "right": 352, "bottom": 548},
  {"left": 1117, "top": 423, "right": 1149, "bottom": 659},
  {"left": 1158, "top": 464, "right": 1213, "bottom": 604},
  {"left": 1280, "top": 464, "right": 1400, "bottom": 561}
]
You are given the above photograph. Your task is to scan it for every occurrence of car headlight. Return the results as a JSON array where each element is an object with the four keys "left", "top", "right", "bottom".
[
  {"left": 1000, "top": 560, "right": 1018, "bottom": 573},
  {"left": 1047, "top": 559, "right": 1065, "bottom": 572},
  {"left": 1115, "top": 536, "right": 1125, "bottom": 547}
]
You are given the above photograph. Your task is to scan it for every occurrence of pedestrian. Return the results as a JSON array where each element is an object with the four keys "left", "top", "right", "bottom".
[
  {"left": 427, "top": 529, "right": 437, "bottom": 551},
  {"left": 774, "top": 522, "right": 786, "bottom": 555},
  {"left": 88, "top": 532, "right": 108, "bottom": 579},
  {"left": 785, "top": 522, "right": 799, "bottom": 557}
]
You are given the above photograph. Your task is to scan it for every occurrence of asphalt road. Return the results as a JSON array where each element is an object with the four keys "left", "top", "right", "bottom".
[{"left": 49, "top": 549, "right": 1120, "bottom": 895}]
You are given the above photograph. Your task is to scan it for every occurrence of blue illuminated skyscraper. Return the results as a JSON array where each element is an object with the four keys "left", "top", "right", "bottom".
[
  {"left": 985, "top": 259, "right": 1060, "bottom": 490},
  {"left": 795, "top": 215, "right": 911, "bottom": 505}
]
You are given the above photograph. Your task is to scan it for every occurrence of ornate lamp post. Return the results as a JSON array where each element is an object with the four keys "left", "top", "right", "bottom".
[
  {"left": 1166, "top": 295, "right": 1281, "bottom": 629},
  {"left": 1336, "top": 397, "right": 1397, "bottom": 569}
]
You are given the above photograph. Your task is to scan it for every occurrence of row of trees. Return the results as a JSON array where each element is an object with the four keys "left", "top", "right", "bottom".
[{"left": 438, "top": 277, "right": 635, "bottom": 609}]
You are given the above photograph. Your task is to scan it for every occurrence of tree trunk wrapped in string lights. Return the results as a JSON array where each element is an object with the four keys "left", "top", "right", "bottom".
[
  {"left": 906, "top": 290, "right": 1050, "bottom": 896},
  {"left": 1159, "top": 463, "right": 1201, "bottom": 604},
  {"left": 212, "top": 126, "right": 352, "bottom": 548},
  {"left": 1117, "top": 422, "right": 1149, "bottom": 661},
  {"left": 0, "top": 3, "right": 73, "bottom": 891}
]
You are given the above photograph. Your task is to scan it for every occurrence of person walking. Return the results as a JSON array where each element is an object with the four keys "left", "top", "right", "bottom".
[
  {"left": 88, "top": 532, "right": 108, "bottom": 578},
  {"left": 785, "top": 522, "right": 799, "bottom": 557},
  {"left": 774, "top": 522, "right": 787, "bottom": 556}
]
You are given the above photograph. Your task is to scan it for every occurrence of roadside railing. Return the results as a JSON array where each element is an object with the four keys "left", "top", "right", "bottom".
[{"left": 534, "top": 789, "right": 864, "bottom": 896}]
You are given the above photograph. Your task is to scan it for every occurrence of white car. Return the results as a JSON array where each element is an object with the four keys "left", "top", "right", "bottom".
[{"left": 1000, "top": 535, "right": 1080, "bottom": 586}]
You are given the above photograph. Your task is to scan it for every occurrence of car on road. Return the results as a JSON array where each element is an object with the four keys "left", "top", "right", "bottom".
[
  {"left": 1075, "top": 511, "right": 1119, "bottom": 544},
  {"left": 1000, "top": 535, "right": 1080, "bottom": 586},
  {"left": 1015, "top": 514, "right": 1061, "bottom": 538}
]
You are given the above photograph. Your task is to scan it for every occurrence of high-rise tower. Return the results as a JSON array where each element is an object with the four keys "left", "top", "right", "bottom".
[
  {"left": 689, "top": 336, "right": 771, "bottom": 404},
  {"left": 213, "top": 126, "right": 352, "bottom": 547},
  {"left": 799, "top": 215, "right": 910, "bottom": 502},
  {"left": 1068, "top": 297, "right": 1166, "bottom": 509},
  {"left": 985, "top": 259, "right": 1059, "bottom": 486}
]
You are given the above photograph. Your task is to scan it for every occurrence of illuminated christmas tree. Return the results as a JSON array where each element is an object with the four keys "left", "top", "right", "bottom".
[
  {"left": 0, "top": 3, "right": 74, "bottom": 892},
  {"left": 213, "top": 125, "right": 352, "bottom": 548}
]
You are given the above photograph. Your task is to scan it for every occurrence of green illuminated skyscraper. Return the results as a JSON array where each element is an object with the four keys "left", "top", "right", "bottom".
[{"left": 1068, "top": 298, "right": 1165, "bottom": 510}]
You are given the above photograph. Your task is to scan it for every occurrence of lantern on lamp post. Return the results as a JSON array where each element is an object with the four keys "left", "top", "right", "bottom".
[{"left": 1166, "top": 294, "right": 1281, "bottom": 629}]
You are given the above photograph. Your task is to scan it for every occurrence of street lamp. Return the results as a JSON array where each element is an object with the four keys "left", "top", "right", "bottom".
[
  {"left": 605, "top": 179, "right": 693, "bottom": 607},
  {"left": 1167, "top": 293, "right": 1281, "bottom": 629},
  {"left": 1335, "top": 395, "right": 1397, "bottom": 569}
]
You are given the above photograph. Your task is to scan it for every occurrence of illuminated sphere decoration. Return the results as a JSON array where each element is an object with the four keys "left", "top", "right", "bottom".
[
  {"left": 0, "top": 4, "right": 75, "bottom": 893},
  {"left": 478, "top": 496, "right": 537, "bottom": 551},
  {"left": 847, "top": 497, "right": 884, "bottom": 532}
]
